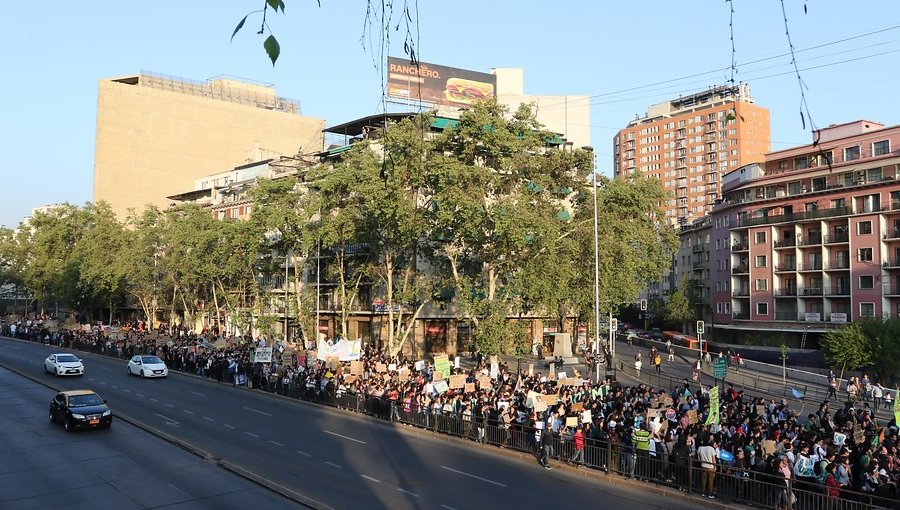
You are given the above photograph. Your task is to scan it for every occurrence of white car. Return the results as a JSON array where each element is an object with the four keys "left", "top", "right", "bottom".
[
  {"left": 45, "top": 353, "right": 84, "bottom": 376},
  {"left": 127, "top": 355, "right": 168, "bottom": 378}
]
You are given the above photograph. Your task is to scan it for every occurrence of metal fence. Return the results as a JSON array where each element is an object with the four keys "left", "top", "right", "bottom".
[{"left": 24, "top": 336, "right": 900, "bottom": 510}]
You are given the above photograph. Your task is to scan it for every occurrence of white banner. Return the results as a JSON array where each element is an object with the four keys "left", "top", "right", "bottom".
[
  {"left": 253, "top": 347, "right": 273, "bottom": 363},
  {"left": 315, "top": 339, "right": 363, "bottom": 361}
]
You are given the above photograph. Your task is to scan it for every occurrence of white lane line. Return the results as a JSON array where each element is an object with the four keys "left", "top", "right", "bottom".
[
  {"left": 441, "top": 506, "right": 459, "bottom": 510},
  {"left": 245, "top": 431, "right": 260, "bottom": 438},
  {"left": 98, "top": 381, "right": 107, "bottom": 385},
  {"left": 325, "top": 461, "right": 342, "bottom": 469},
  {"left": 441, "top": 466, "right": 507, "bottom": 487},
  {"left": 397, "top": 488, "right": 419, "bottom": 498},
  {"left": 183, "top": 410, "right": 195, "bottom": 415},
  {"left": 361, "top": 475, "right": 381, "bottom": 483},
  {"left": 190, "top": 391, "right": 206, "bottom": 398},
  {"left": 121, "top": 389, "right": 131, "bottom": 393},
  {"left": 296, "top": 450, "right": 312, "bottom": 457},
  {"left": 165, "top": 403, "right": 175, "bottom": 408},
  {"left": 224, "top": 424, "right": 236, "bottom": 429},
  {"left": 112, "top": 385, "right": 119, "bottom": 389},
  {"left": 88, "top": 378, "right": 95, "bottom": 382},
  {"left": 136, "top": 394, "right": 144, "bottom": 398},
  {"left": 202, "top": 416, "right": 215, "bottom": 422},
  {"left": 269, "top": 440, "right": 284, "bottom": 447},
  {"left": 243, "top": 406, "right": 272, "bottom": 416},
  {"left": 323, "top": 430, "right": 367, "bottom": 444},
  {"left": 153, "top": 414, "right": 180, "bottom": 425},
  {"left": 150, "top": 398, "right": 159, "bottom": 403}
]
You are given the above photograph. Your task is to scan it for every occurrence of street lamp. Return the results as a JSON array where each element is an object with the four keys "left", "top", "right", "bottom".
[{"left": 583, "top": 146, "right": 601, "bottom": 383}]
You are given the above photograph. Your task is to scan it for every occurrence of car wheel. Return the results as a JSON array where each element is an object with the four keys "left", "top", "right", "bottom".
[
  {"left": 49, "top": 411, "right": 55, "bottom": 423},
  {"left": 141, "top": 370, "right": 146, "bottom": 379},
  {"left": 64, "top": 419, "right": 72, "bottom": 432},
  {"left": 127, "top": 367, "right": 131, "bottom": 376}
]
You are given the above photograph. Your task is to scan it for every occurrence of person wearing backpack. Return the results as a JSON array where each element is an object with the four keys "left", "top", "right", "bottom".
[{"left": 815, "top": 450, "right": 835, "bottom": 484}]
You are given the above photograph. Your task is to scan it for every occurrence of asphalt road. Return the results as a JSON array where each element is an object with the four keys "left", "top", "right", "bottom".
[
  {"left": 0, "top": 337, "right": 706, "bottom": 510},
  {"left": 0, "top": 365, "right": 298, "bottom": 510}
]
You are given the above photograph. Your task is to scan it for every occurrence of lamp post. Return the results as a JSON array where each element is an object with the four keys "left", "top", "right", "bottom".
[{"left": 583, "top": 146, "right": 601, "bottom": 383}]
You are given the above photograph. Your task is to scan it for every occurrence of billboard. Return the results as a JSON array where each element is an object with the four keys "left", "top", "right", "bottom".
[{"left": 387, "top": 57, "right": 496, "bottom": 107}]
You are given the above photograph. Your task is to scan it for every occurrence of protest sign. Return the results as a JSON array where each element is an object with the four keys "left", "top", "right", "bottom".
[
  {"left": 565, "top": 417, "right": 578, "bottom": 428},
  {"left": 350, "top": 360, "right": 364, "bottom": 375},
  {"left": 434, "top": 354, "right": 451, "bottom": 380},
  {"left": 464, "top": 382, "right": 476, "bottom": 393},
  {"left": 704, "top": 386, "right": 720, "bottom": 426},
  {"left": 571, "top": 402, "right": 584, "bottom": 412},
  {"left": 433, "top": 380, "right": 449, "bottom": 394},
  {"left": 449, "top": 375, "right": 466, "bottom": 389},
  {"left": 687, "top": 410, "right": 698, "bottom": 424},
  {"left": 376, "top": 363, "right": 388, "bottom": 373}
]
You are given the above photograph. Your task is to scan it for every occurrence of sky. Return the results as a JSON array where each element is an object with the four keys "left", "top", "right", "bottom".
[{"left": 2, "top": 1, "right": 900, "bottom": 228}]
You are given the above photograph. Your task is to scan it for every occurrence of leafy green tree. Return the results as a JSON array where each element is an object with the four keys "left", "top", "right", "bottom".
[
  {"left": 74, "top": 202, "right": 130, "bottom": 323},
  {"left": 664, "top": 280, "right": 694, "bottom": 333},
  {"left": 122, "top": 206, "right": 167, "bottom": 327},
  {"left": 820, "top": 322, "right": 873, "bottom": 376},
  {"left": 856, "top": 319, "right": 900, "bottom": 383}
]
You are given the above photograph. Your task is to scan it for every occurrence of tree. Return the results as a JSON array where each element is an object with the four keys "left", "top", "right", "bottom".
[
  {"left": 73, "top": 202, "right": 130, "bottom": 323},
  {"left": 122, "top": 206, "right": 167, "bottom": 328},
  {"left": 856, "top": 319, "right": 900, "bottom": 384},
  {"left": 664, "top": 280, "right": 694, "bottom": 333},
  {"left": 820, "top": 323, "right": 872, "bottom": 377}
]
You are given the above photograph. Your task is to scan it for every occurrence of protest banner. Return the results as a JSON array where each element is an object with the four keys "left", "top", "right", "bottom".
[
  {"left": 449, "top": 375, "right": 466, "bottom": 389},
  {"left": 434, "top": 354, "right": 451, "bottom": 380},
  {"left": 704, "top": 386, "right": 720, "bottom": 426}
]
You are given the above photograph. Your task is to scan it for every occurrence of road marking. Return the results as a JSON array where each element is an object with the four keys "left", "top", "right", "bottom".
[
  {"left": 190, "top": 391, "right": 206, "bottom": 398},
  {"left": 202, "top": 416, "right": 215, "bottom": 422},
  {"left": 441, "top": 506, "right": 459, "bottom": 510},
  {"left": 224, "top": 424, "right": 236, "bottom": 429},
  {"left": 441, "top": 466, "right": 507, "bottom": 487},
  {"left": 154, "top": 413, "right": 180, "bottom": 425},
  {"left": 183, "top": 410, "right": 195, "bottom": 415},
  {"left": 269, "top": 440, "right": 284, "bottom": 447},
  {"left": 121, "top": 389, "right": 131, "bottom": 393},
  {"left": 325, "top": 461, "right": 342, "bottom": 469},
  {"left": 245, "top": 431, "right": 260, "bottom": 438},
  {"left": 361, "top": 475, "right": 381, "bottom": 483},
  {"left": 98, "top": 381, "right": 107, "bottom": 385},
  {"left": 296, "top": 450, "right": 312, "bottom": 457},
  {"left": 150, "top": 398, "right": 159, "bottom": 402},
  {"left": 323, "top": 430, "right": 367, "bottom": 444},
  {"left": 97, "top": 367, "right": 113, "bottom": 372},
  {"left": 397, "top": 488, "right": 419, "bottom": 498},
  {"left": 88, "top": 378, "right": 95, "bottom": 382},
  {"left": 165, "top": 403, "right": 175, "bottom": 408},
  {"left": 136, "top": 394, "right": 144, "bottom": 398},
  {"left": 243, "top": 406, "right": 272, "bottom": 416},
  {"left": 112, "top": 385, "right": 119, "bottom": 389}
]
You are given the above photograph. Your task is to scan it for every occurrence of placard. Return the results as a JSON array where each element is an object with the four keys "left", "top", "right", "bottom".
[
  {"left": 833, "top": 432, "right": 846, "bottom": 446},
  {"left": 449, "top": 374, "right": 466, "bottom": 389},
  {"left": 477, "top": 376, "right": 492, "bottom": 388},
  {"left": 454, "top": 356, "right": 460, "bottom": 369},
  {"left": 388, "top": 363, "right": 397, "bottom": 372},
  {"left": 565, "top": 417, "right": 578, "bottom": 427},
  {"left": 582, "top": 410, "right": 592, "bottom": 423},
  {"left": 464, "top": 382, "right": 476, "bottom": 393},
  {"left": 528, "top": 363, "right": 534, "bottom": 376},
  {"left": 762, "top": 440, "right": 777, "bottom": 456},
  {"left": 433, "top": 380, "right": 449, "bottom": 394},
  {"left": 432, "top": 370, "right": 444, "bottom": 381},
  {"left": 549, "top": 363, "right": 556, "bottom": 380},
  {"left": 414, "top": 360, "right": 426, "bottom": 371},
  {"left": 376, "top": 363, "right": 388, "bottom": 373},
  {"left": 490, "top": 362, "right": 499, "bottom": 380},
  {"left": 756, "top": 404, "right": 765, "bottom": 416},
  {"left": 687, "top": 410, "right": 698, "bottom": 424},
  {"left": 558, "top": 371, "right": 568, "bottom": 380},
  {"left": 326, "top": 356, "right": 340, "bottom": 370},
  {"left": 350, "top": 360, "right": 364, "bottom": 375},
  {"left": 533, "top": 397, "right": 548, "bottom": 413},
  {"left": 647, "top": 408, "right": 662, "bottom": 420},
  {"left": 434, "top": 354, "right": 451, "bottom": 379},
  {"left": 571, "top": 402, "right": 584, "bottom": 412}
]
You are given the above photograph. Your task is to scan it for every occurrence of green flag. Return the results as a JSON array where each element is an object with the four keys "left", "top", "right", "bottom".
[
  {"left": 705, "top": 386, "right": 720, "bottom": 426},
  {"left": 894, "top": 388, "right": 900, "bottom": 426}
]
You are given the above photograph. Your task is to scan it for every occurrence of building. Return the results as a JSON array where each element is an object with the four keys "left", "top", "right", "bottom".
[
  {"left": 709, "top": 120, "right": 900, "bottom": 345},
  {"left": 613, "top": 84, "right": 770, "bottom": 225},
  {"left": 673, "top": 217, "right": 713, "bottom": 334},
  {"left": 93, "top": 71, "right": 325, "bottom": 220}
]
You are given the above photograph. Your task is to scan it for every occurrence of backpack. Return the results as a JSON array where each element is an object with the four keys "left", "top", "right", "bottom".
[{"left": 814, "top": 459, "right": 828, "bottom": 481}]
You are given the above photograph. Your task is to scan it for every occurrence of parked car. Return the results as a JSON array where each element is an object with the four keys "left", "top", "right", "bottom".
[
  {"left": 44, "top": 353, "right": 84, "bottom": 376},
  {"left": 49, "top": 389, "right": 112, "bottom": 431},
  {"left": 127, "top": 355, "right": 168, "bottom": 378}
]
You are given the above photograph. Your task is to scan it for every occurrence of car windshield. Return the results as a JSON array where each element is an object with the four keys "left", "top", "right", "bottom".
[
  {"left": 141, "top": 356, "right": 162, "bottom": 364},
  {"left": 56, "top": 354, "right": 79, "bottom": 362},
  {"left": 68, "top": 394, "right": 104, "bottom": 407}
]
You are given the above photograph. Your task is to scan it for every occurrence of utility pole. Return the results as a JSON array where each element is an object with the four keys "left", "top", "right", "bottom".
[
  {"left": 284, "top": 249, "right": 289, "bottom": 345},
  {"left": 585, "top": 146, "right": 602, "bottom": 384}
]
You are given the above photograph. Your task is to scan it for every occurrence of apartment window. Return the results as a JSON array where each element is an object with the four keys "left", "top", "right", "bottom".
[
  {"left": 873, "top": 140, "right": 890, "bottom": 156},
  {"left": 778, "top": 160, "right": 788, "bottom": 171},
  {"left": 859, "top": 275, "right": 874, "bottom": 289},
  {"left": 716, "top": 302, "right": 723, "bottom": 314},
  {"left": 757, "top": 302, "right": 769, "bottom": 315},
  {"left": 755, "top": 255, "right": 767, "bottom": 268},
  {"left": 844, "top": 146, "right": 860, "bottom": 161},
  {"left": 860, "top": 302, "right": 875, "bottom": 317},
  {"left": 755, "top": 231, "right": 767, "bottom": 244},
  {"left": 755, "top": 279, "right": 768, "bottom": 291},
  {"left": 858, "top": 248, "right": 873, "bottom": 262},
  {"left": 724, "top": 302, "right": 731, "bottom": 314},
  {"left": 858, "top": 221, "right": 872, "bottom": 235},
  {"left": 794, "top": 157, "right": 809, "bottom": 170}
]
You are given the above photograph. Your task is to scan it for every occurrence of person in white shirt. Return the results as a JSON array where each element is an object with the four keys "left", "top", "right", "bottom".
[{"left": 696, "top": 439, "right": 718, "bottom": 498}]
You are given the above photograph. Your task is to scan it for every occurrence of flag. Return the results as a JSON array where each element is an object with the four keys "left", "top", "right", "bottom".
[
  {"left": 791, "top": 388, "right": 805, "bottom": 400},
  {"left": 705, "top": 386, "right": 720, "bottom": 426},
  {"left": 894, "top": 388, "right": 900, "bottom": 426}
]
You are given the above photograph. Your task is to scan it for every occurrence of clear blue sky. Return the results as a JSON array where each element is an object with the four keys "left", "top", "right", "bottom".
[{"left": 2, "top": 1, "right": 900, "bottom": 228}]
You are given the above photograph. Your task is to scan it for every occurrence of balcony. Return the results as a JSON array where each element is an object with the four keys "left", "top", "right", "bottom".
[
  {"left": 775, "top": 310, "right": 799, "bottom": 321},
  {"left": 884, "top": 284, "right": 900, "bottom": 297},
  {"left": 692, "top": 260, "right": 705, "bottom": 270},
  {"left": 824, "top": 232, "right": 849, "bottom": 244},
  {"left": 798, "top": 235, "right": 822, "bottom": 247},
  {"left": 824, "top": 287, "right": 851, "bottom": 297},
  {"left": 884, "top": 227, "right": 900, "bottom": 240},
  {"left": 732, "top": 242, "right": 749, "bottom": 252},
  {"left": 692, "top": 244, "right": 706, "bottom": 253},
  {"left": 774, "top": 263, "right": 796, "bottom": 273},
  {"left": 797, "top": 262, "right": 823, "bottom": 272},
  {"left": 732, "top": 288, "right": 750, "bottom": 298},
  {"left": 732, "top": 312, "right": 750, "bottom": 320},
  {"left": 824, "top": 260, "right": 850, "bottom": 270},
  {"left": 735, "top": 206, "right": 850, "bottom": 228},
  {"left": 798, "top": 287, "right": 824, "bottom": 296},
  {"left": 774, "top": 238, "right": 796, "bottom": 249},
  {"left": 883, "top": 258, "right": 900, "bottom": 269},
  {"left": 775, "top": 288, "right": 798, "bottom": 297},
  {"left": 731, "top": 265, "right": 749, "bottom": 274}
]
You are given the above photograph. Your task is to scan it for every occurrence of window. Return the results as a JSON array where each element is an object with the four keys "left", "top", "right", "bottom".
[
  {"left": 858, "top": 221, "right": 872, "bottom": 235},
  {"left": 779, "top": 160, "right": 789, "bottom": 170},
  {"left": 860, "top": 302, "right": 875, "bottom": 317},
  {"left": 755, "top": 255, "right": 767, "bottom": 268},
  {"left": 757, "top": 302, "right": 769, "bottom": 315},
  {"left": 716, "top": 302, "right": 722, "bottom": 314},
  {"left": 794, "top": 157, "right": 809, "bottom": 169},
  {"left": 859, "top": 275, "right": 874, "bottom": 289},
  {"left": 858, "top": 248, "right": 873, "bottom": 262},
  {"left": 844, "top": 146, "right": 860, "bottom": 161},
  {"left": 755, "top": 231, "right": 767, "bottom": 244},
  {"left": 755, "top": 279, "right": 768, "bottom": 291},
  {"left": 873, "top": 140, "right": 890, "bottom": 156},
  {"left": 724, "top": 302, "right": 731, "bottom": 314}
]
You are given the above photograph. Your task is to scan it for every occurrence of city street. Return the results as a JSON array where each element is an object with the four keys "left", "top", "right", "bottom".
[{"left": 0, "top": 336, "right": 708, "bottom": 510}]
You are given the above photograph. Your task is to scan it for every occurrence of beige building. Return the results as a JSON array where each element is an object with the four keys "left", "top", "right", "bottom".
[
  {"left": 614, "top": 83, "right": 770, "bottom": 225},
  {"left": 93, "top": 71, "right": 325, "bottom": 220}
]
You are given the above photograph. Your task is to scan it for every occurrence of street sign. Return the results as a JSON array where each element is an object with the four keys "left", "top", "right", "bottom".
[
  {"left": 713, "top": 357, "right": 727, "bottom": 379},
  {"left": 696, "top": 320, "right": 705, "bottom": 334}
]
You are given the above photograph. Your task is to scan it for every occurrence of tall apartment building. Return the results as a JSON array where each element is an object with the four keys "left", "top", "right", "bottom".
[
  {"left": 614, "top": 84, "right": 770, "bottom": 225},
  {"left": 93, "top": 71, "right": 325, "bottom": 220},
  {"left": 709, "top": 120, "right": 900, "bottom": 345}
]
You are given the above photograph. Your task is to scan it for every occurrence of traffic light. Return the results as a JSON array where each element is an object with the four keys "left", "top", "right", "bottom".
[
  {"left": 696, "top": 320, "right": 705, "bottom": 334},
  {"left": 640, "top": 299, "right": 647, "bottom": 311}
]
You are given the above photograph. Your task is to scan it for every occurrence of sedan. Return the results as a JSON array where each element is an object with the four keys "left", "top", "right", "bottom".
[
  {"left": 127, "top": 355, "right": 168, "bottom": 378},
  {"left": 44, "top": 353, "right": 84, "bottom": 376},
  {"left": 49, "top": 389, "right": 112, "bottom": 431}
]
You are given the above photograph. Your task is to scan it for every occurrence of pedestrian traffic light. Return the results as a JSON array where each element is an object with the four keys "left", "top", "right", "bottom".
[{"left": 640, "top": 299, "right": 647, "bottom": 311}]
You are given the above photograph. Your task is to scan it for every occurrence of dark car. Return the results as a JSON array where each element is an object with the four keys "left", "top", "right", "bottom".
[{"left": 49, "top": 390, "right": 112, "bottom": 431}]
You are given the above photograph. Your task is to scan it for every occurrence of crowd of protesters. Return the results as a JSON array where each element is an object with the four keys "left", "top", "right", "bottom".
[{"left": 3, "top": 316, "right": 899, "bottom": 509}]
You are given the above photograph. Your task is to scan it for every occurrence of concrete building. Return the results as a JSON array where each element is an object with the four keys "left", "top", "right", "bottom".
[
  {"left": 673, "top": 217, "right": 713, "bottom": 334},
  {"left": 709, "top": 120, "right": 900, "bottom": 345},
  {"left": 93, "top": 71, "right": 324, "bottom": 220},
  {"left": 613, "top": 84, "right": 770, "bottom": 226}
]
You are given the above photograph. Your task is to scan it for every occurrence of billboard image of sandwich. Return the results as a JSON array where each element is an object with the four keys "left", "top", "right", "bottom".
[{"left": 445, "top": 78, "right": 494, "bottom": 105}]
